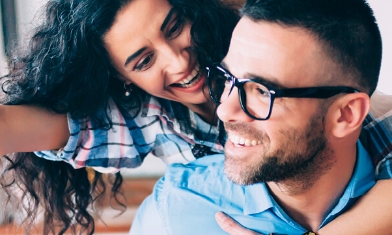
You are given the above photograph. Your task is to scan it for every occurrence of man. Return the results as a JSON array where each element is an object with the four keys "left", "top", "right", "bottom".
[{"left": 130, "top": 0, "right": 383, "bottom": 234}]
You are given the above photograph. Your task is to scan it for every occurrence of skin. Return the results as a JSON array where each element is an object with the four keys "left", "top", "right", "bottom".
[
  {"left": 219, "top": 21, "right": 337, "bottom": 189},
  {"left": 0, "top": 0, "right": 391, "bottom": 233},
  {"left": 317, "top": 179, "right": 392, "bottom": 234},
  {"left": 0, "top": 104, "right": 69, "bottom": 155},
  {"left": 0, "top": 0, "right": 216, "bottom": 155},
  {"left": 216, "top": 17, "right": 370, "bottom": 231},
  {"left": 104, "top": 0, "right": 216, "bottom": 124}
]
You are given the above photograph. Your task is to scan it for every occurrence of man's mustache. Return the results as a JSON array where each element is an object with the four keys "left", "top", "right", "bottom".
[{"left": 223, "top": 122, "right": 268, "bottom": 142}]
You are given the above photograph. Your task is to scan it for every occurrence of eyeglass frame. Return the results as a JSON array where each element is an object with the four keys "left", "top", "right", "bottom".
[{"left": 206, "top": 65, "right": 360, "bottom": 120}]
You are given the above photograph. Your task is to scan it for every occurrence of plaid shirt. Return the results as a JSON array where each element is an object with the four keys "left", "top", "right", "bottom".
[
  {"left": 35, "top": 95, "right": 224, "bottom": 173},
  {"left": 35, "top": 95, "right": 392, "bottom": 176},
  {"left": 360, "top": 110, "right": 392, "bottom": 180}
]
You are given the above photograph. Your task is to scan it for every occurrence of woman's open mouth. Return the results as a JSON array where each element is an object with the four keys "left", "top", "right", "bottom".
[{"left": 171, "top": 64, "right": 202, "bottom": 88}]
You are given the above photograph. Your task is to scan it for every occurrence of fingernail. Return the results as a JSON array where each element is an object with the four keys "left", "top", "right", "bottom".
[{"left": 215, "top": 211, "right": 226, "bottom": 222}]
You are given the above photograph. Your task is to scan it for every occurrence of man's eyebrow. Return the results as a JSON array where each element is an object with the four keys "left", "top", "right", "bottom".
[
  {"left": 220, "top": 62, "right": 286, "bottom": 89},
  {"left": 247, "top": 73, "right": 286, "bottom": 89},
  {"left": 124, "top": 47, "right": 147, "bottom": 67},
  {"left": 160, "top": 7, "right": 176, "bottom": 31}
]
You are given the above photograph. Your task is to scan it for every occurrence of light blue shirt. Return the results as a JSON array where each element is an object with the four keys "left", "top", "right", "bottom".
[{"left": 130, "top": 141, "right": 375, "bottom": 235}]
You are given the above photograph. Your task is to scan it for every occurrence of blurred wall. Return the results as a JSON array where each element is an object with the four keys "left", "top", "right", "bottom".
[
  {"left": 367, "top": 0, "right": 392, "bottom": 95},
  {"left": 0, "top": 1, "right": 7, "bottom": 75},
  {"left": 0, "top": 0, "right": 47, "bottom": 74}
]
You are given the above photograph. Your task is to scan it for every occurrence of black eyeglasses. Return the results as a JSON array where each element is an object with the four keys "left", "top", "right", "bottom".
[{"left": 207, "top": 65, "right": 359, "bottom": 120}]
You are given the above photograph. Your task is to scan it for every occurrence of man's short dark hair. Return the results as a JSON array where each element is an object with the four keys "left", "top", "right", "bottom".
[{"left": 241, "top": 0, "right": 382, "bottom": 95}]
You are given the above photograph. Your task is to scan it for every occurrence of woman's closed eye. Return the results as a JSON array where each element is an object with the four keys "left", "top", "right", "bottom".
[
  {"left": 166, "top": 14, "right": 185, "bottom": 39},
  {"left": 134, "top": 52, "right": 155, "bottom": 71}
]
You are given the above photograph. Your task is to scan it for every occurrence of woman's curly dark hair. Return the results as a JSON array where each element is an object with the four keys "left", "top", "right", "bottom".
[{"left": 0, "top": 0, "right": 239, "bottom": 234}]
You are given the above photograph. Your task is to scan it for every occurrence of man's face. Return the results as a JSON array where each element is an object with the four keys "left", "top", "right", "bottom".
[{"left": 217, "top": 17, "right": 336, "bottom": 186}]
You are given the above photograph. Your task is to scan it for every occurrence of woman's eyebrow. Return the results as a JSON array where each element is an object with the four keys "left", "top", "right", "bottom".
[
  {"left": 123, "top": 8, "right": 176, "bottom": 67},
  {"left": 124, "top": 47, "right": 147, "bottom": 67},
  {"left": 160, "top": 7, "right": 176, "bottom": 31}
]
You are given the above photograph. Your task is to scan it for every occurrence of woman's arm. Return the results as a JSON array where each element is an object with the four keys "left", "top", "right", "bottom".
[
  {"left": 215, "top": 181, "right": 392, "bottom": 235},
  {"left": 318, "top": 91, "right": 392, "bottom": 234},
  {"left": 317, "top": 179, "right": 392, "bottom": 234},
  {"left": 0, "top": 105, "right": 69, "bottom": 155}
]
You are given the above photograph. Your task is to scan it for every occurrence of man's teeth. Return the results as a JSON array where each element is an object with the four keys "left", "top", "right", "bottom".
[{"left": 229, "top": 133, "right": 261, "bottom": 147}]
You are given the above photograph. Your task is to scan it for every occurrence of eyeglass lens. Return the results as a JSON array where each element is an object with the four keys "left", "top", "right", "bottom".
[{"left": 209, "top": 66, "right": 272, "bottom": 119}]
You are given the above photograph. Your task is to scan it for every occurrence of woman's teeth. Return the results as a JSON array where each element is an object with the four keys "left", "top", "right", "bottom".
[
  {"left": 229, "top": 133, "right": 261, "bottom": 147},
  {"left": 172, "top": 66, "right": 201, "bottom": 88}
]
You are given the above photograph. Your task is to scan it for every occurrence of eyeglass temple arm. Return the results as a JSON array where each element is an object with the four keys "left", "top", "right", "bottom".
[{"left": 274, "top": 86, "right": 358, "bottom": 99}]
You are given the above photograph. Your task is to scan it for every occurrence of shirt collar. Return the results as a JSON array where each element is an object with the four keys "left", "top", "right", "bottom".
[
  {"left": 323, "top": 140, "right": 375, "bottom": 223},
  {"left": 346, "top": 141, "right": 376, "bottom": 198},
  {"left": 244, "top": 183, "right": 274, "bottom": 215}
]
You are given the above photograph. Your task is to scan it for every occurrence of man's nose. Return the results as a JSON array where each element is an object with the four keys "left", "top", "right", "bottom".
[{"left": 217, "top": 86, "right": 255, "bottom": 123}]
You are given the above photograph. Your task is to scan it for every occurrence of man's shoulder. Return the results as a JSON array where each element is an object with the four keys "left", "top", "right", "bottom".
[
  {"left": 162, "top": 154, "right": 226, "bottom": 188},
  {"left": 148, "top": 154, "right": 303, "bottom": 235},
  {"left": 154, "top": 153, "right": 248, "bottom": 213},
  {"left": 150, "top": 154, "right": 253, "bottom": 234}
]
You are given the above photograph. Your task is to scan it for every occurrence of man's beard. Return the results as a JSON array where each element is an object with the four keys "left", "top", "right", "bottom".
[{"left": 223, "top": 113, "right": 334, "bottom": 188}]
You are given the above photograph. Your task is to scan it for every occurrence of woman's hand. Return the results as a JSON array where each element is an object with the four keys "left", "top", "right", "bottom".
[{"left": 215, "top": 212, "right": 265, "bottom": 235}]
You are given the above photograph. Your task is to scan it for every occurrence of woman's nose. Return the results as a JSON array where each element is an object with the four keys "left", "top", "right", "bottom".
[{"left": 162, "top": 45, "right": 189, "bottom": 74}]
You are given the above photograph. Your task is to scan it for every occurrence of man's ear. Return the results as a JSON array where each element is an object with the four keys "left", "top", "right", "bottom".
[{"left": 328, "top": 92, "right": 370, "bottom": 138}]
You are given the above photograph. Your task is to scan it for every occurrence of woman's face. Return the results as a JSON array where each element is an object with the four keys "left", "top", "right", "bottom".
[{"left": 104, "top": 0, "right": 209, "bottom": 107}]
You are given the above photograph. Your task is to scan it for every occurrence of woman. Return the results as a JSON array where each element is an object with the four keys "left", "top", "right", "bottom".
[
  {"left": 0, "top": 0, "right": 239, "bottom": 234},
  {"left": 0, "top": 0, "right": 392, "bottom": 234}
]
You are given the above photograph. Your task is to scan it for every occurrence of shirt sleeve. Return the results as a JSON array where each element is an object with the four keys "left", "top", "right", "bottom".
[
  {"left": 360, "top": 109, "right": 392, "bottom": 180},
  {"left": 129, "top": 180, "right": 168, "bottom": 235},
  {"left": 34, "top": 100, "right": 154, "bottom": 173}
]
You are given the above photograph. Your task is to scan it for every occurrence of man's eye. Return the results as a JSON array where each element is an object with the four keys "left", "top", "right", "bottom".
[
  {"left": 134, "top": 53, "right": 154, "bottom": 71},
  {"left": 258, "top": 89, "right": 269, "bottom": 96},
  {"left": 257, "top": 88, "right": 270, "bottom": 97},
  {"left": 224, "top": 75, "right": 232, "bottom": 85}
]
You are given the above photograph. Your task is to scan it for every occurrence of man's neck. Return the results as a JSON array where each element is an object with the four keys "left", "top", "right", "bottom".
[{"left": 266, "top": 143, "right": 357, "bottom": 231}]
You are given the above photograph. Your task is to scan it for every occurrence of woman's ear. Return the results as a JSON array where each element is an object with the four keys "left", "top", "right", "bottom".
[
  {"left": 116, "top": 72, "right": 131, "bottom": 85},
  {"left": 328, "top": 92, "right": 370, "bottom": 138}
]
